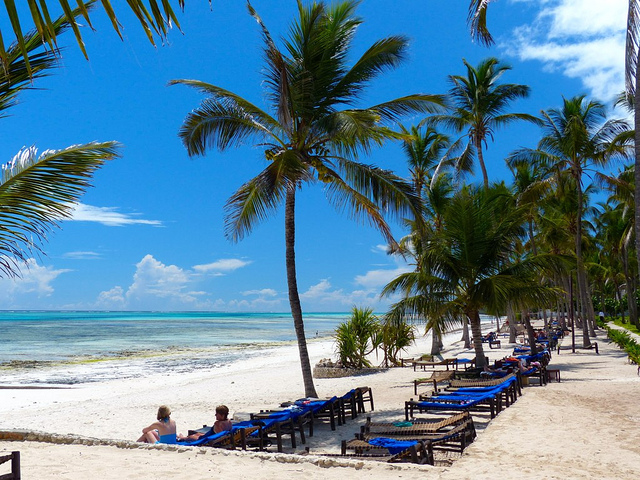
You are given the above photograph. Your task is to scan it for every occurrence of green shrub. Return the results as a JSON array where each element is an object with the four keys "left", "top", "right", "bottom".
[
  {"left": 334, "top": 306, "right": 414, "bottom": 368},
  {"left": 605, "top": 326, "right": 640, "bottom": 365}
]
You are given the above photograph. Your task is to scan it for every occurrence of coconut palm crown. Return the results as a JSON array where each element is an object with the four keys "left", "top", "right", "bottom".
[
  {"left": 430, "top": 57, "right": 540, "bottom": 189},
  {"left": 171, "top": 0, "right": 444, "bottom": 397}
]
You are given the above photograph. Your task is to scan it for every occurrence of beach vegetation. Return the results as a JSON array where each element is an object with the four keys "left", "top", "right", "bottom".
[
  {"left": 334, "top": 306, "right": 414, "bottom": 369},
  {"left": 170, "top": 0, "right": 444, "bottom": 397},
  {"left": 384, "top": 184, "right": 567, "bottom": 368},
  {"left": 508, "top": 95, "right": 632, "bottom": 346},
  {"left": 0, "top": 5, "right": 119, "bottom": 277}
]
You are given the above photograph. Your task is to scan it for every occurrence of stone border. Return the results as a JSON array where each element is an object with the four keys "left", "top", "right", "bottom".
[{"left": 0, "top": 430, "right": 427, "bottom": 472}]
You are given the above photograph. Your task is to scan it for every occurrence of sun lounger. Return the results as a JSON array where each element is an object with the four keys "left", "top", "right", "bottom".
[
  {"left": 414, "top": 370, "right": 456, "bottom": 395},
  {"left": 177, "top": 424, "right": 261, "bottom": 450},
  {"left": 248, "top": 410, "right": 308, "bottom": 452},
  {"left": 361, "top": 411, "right": 472, "bottom": 436},
  {"left": 359, "top": 418, "right": 476, "bottom": 454},
  {"left": 412, "top": 358, "right": 458, "bottom": 372},
  {"left": 338, "top": 438, "right": 434, "bottom": 464},
  {"left": 405, "top": 377, "right": 518, "bottom": 420},
  {"left": 356, "top": 386, "right": 374, "bottom": 413}
]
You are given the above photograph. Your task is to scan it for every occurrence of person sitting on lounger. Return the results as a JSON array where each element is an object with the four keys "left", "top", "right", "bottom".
[
  {"left": 138, "top": 405, "right": 177, "bottom": 444},
  {"left": 178, "top": 405, "right": 233, "bottom": 441}
]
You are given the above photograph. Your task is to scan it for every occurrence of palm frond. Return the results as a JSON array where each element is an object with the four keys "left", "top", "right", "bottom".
[
  {"left": 173, "top": 96, "right": 280, "bottom": 157},
  {"left": 0, "top": 1, "right": 193, "bottom": 77},
  {"left": 468, "top": 0, "right": 494, "bottom": 46},
  {"left": 224, "top": 150, "right": 312, "bottom": 242},
  {"left": 0, "top": 141, "right": 120, "bottom": 277}
]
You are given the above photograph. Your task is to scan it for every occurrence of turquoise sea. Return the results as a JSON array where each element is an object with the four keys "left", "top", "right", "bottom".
[{"left": 0, "top": 311, "right": 348, "bottom": 386}]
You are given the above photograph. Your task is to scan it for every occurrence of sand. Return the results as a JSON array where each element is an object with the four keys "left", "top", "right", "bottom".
[{"left": 1, "top": 324, "right": 639, "bottom": 479}]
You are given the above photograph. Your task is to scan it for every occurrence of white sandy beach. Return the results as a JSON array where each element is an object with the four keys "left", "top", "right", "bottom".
[{"left": 1, "top": 325, "right": 639, "bottom": 479}]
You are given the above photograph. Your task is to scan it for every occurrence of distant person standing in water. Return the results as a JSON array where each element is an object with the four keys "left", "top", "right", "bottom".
[{"left": 138, "top": 405, "right": 177, "bottom": 444}]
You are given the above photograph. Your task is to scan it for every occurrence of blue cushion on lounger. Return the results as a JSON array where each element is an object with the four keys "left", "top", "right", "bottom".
[{"left": 367, "top": 437, "right": 419, "bottom": 455}]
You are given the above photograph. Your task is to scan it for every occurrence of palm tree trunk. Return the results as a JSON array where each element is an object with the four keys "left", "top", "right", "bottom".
[
  {"left": 461, "top": 315, "right": 471, "bottom": 349},
  {"left": 574, "top": 173, "right": 592, "bottom": 348},
  {"left": 476, "top": 139, "right": 490, "bottom": 189},
  {"left": 634, "top": 46, "right": 640, "bottom": 293},
  {"left": 523, "top": 311, "right": 538, "bottom": 355},
  {"left": 468, "top": 310, "right": 487, "bottom": 368},
  {"left": 622, "top": 245, "right": 638, "bottom": 327},
  {"left": 285, "top": 184, "right": 318, "bottom": 398}
]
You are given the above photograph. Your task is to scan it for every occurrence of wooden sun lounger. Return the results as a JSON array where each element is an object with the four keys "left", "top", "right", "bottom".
[
  {"left": 358, "top": 418, "right": 477, "bottom": 454},
  {"left": 412, "top": 358, "right": 458, "bottom": 372},
  {"left": 338, "top": 439, "right": 435, "bottom": 465},
  {"left": 414, "top": 370, "right": 455, "bottom": 395},
  {"left": 360, "top": 411, "right": 471, "bottom": 436}
]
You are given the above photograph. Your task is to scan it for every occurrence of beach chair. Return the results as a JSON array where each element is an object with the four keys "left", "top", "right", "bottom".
[
  {"left": 339, "top": 389, "right": 358, "bottom": 423},
  {"left": 0, "top": 451, "right": 20, "bottom": 480},
  {"left": 339, "top": 438, "right": 435, "bottom": 465},
  {"left": 405, "top": 376, "right": 516, "bottom": 420},
  {"left": 413, "top": 370, "right": 455, "bottom": 395},
  {"left": 249, "top": 408, "right": 311, "bottom": 451},
  {"left": 361, "top": 411, "right": 472, "bottom": 436},
  {"left": 359, "top": 417, "right": 476, "bottom": 454},
  {"left": 177, "top": 424, "right": 261, "bottom": 450},
  {"left": 356, "top": 386, "right": 374, "bottom": 413}
]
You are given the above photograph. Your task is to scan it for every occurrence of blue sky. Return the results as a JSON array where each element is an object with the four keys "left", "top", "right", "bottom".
[{"left": 0, "top": 0, "right": 629, "bottom": 312}]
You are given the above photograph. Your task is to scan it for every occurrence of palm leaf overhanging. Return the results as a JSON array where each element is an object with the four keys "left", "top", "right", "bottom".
[
  {"left": 0, "top": 13, "right": 121, "bottom": 277},
  {"left": 0, "top": 0, "right": 201, "bottom": 78},
  {"left": 0, "top": 143, "right": 120, "bottom": 277}
]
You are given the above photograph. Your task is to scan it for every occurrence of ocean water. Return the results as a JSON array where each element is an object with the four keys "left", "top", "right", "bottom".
[{"left": 0, "top": 311, "right": 348, "bottom": 386}]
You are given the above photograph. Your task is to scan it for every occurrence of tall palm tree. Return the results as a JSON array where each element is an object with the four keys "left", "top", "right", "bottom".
[
  {"left": 508, "top": 96, "right": 631, "bottom": 345},
  {"left": 0, "top": 0, "right": 192, "bottom": 76},
  {"left": 170, "top": 1, "right": 444, "bottom": 397},
  {"left": 0, "top": 11, "right": 120, "bottom": 276},
  {"left": 431, "top": 57, "right": 540, "bottom": 188},
  {"left": 384, "top": 185, "right": 564, "bottom": 368}
]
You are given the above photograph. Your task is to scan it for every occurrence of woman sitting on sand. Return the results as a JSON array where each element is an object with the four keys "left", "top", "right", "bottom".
[
  {"left": 178, "top": 405, "right": 233, "bottom": 441},
  {"left": 137, "top": 405, "right": 177, "bottom": 444}
]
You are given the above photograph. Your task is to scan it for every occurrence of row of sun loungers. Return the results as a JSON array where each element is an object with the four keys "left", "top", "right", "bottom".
[{"left": 177, "top": 386, "right": 375, "bottom": 453}]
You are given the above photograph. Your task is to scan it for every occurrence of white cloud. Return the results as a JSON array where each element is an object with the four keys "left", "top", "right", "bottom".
[
  {"left": 95, "top": 286, "right": 126, "bottom": 309},
  {"left": 504, "top": 0, "right": 627, "bottom": 100},
  {"left": 193, "top": 258, "right": 251, "bottom": 273},
  {"left": 300, "top": 279, "right": 382, "bottom": 308},
  {"left": 242, "top": 288, "right": 277, "bottom": 297},
  {"left": 63, "top": 251, "right": 102, "bottom": 260},
  {"left": 68, "top": 203, "right": 162, "bottom": 227},
  {"left": 125, "top": 254, "right": 195, "bottom": 304},
  {"left": 354, "top": 266, "right": 411, "bottom": 289},
  {"left": 0, "top": 259, "right": 69, "bottom": 303},
  {"left": 94, "top": 254, "right": 253, "bottom": 310}
]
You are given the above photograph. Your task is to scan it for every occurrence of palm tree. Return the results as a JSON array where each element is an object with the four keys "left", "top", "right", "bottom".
[
  {"left": 0, "top": 0, "right": 191, "bottom": 76},
  {"left": 431, "top": 57, "right": 540, "bottom": 188},
  {"left": 508, "top": 95, "right": 631, "bottom": 345},
  {"left": 384, "top": 185, "right": 564, "bottom": 368},
  {"left": 398, "top": 124, "right": 454, "bottom": 200},
  {"left": 0, "top": 11, "right": 120, "bottom": 276},
  {"left": 170, "top": 1, "right": 444, "bottom": 397}
]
